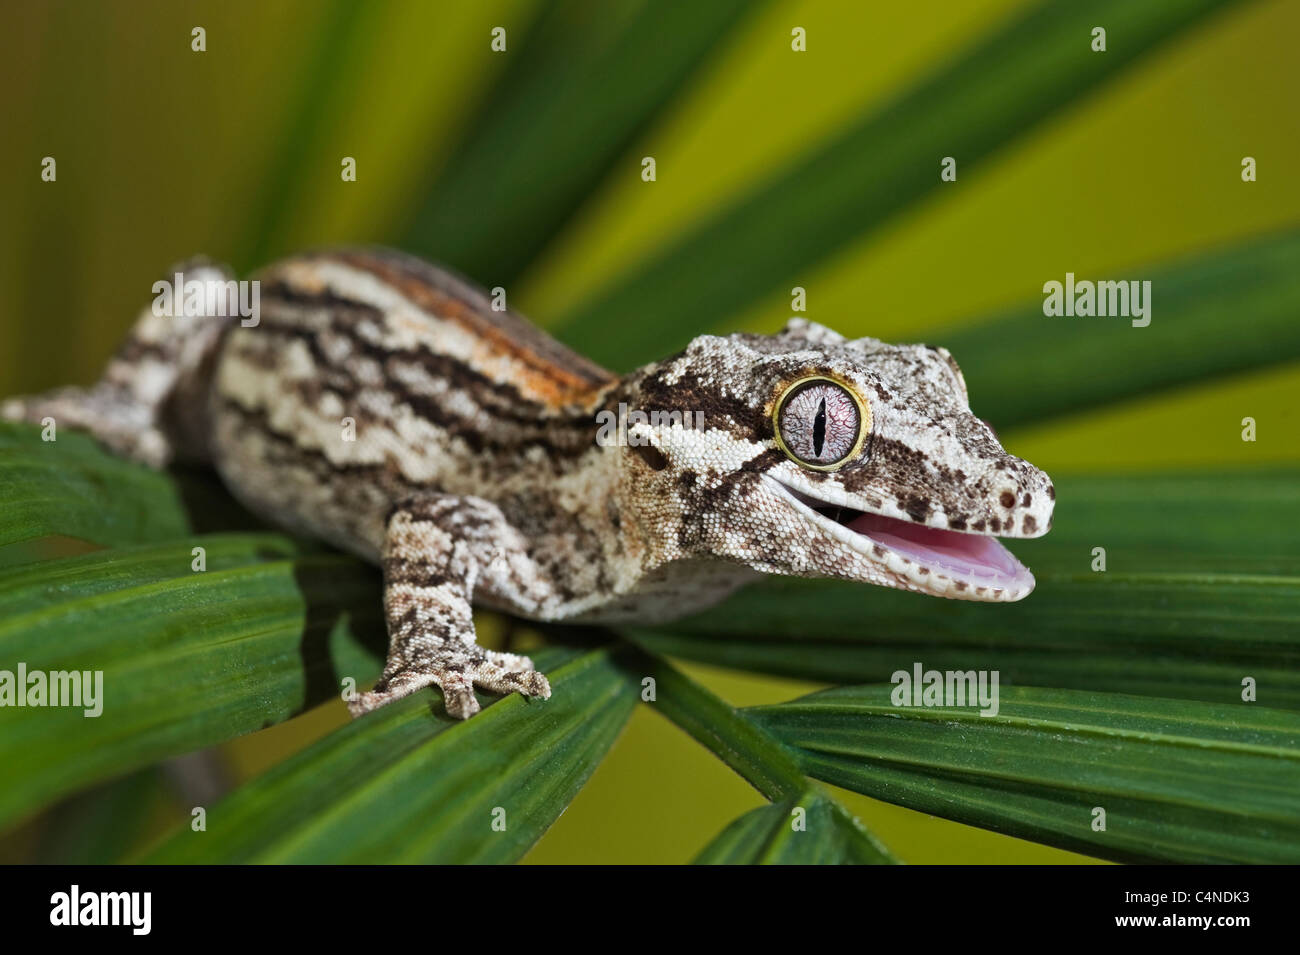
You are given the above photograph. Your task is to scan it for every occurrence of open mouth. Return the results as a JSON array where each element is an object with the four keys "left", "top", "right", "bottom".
[{"left": 768, "top": 478, "right": 1035, "bottom": 601}]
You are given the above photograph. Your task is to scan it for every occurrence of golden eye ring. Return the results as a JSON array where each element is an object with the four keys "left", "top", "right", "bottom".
[{"left": 771, "top": 375, "right": 871, "bottom": 471}]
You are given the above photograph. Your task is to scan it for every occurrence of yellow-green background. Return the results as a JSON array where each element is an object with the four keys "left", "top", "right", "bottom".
[{"left": 1, "top": 0, "right": 1297, "bottom": 863}]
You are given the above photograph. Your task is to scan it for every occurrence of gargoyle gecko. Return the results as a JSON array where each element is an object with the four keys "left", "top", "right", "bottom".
[{"left": 3, "top": 249, "right": 1054, "bottom": 718}]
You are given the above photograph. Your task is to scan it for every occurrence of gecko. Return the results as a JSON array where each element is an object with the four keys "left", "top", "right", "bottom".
[{"left": 2, "top": 249, "right": 1055, "bottom": 719}]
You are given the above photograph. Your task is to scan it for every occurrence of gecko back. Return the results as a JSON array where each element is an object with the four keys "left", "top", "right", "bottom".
[{"left": 210, "top": 249, "right": 616, "bottom": 558}]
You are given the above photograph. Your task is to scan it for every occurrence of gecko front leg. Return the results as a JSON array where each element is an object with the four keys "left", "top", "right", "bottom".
[{"left": 349, "top": 496, "right": 553, "bottom": 720}]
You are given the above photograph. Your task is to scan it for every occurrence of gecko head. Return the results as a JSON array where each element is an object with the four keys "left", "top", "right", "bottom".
[{"left": 617, "top": 318, "right": 1055, "bottom": 602}]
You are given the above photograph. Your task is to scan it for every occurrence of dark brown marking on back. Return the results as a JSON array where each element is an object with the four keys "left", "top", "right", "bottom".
[{"left": 324, "top": 249, "right": 616, "bottom": 406}]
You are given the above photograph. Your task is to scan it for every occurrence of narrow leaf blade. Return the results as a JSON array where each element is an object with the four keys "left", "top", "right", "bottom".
[
  {"left": 629, "top": 572, "right": 1300, "bottom": 708},
  {"left": 694, "top": 789, "right": 897, "bottom": 865},
  {"left": 943, "top": 229, "right": 1300, "bottom": 429},
  {"left": 749, "top": 685, "right": 1300, "bottom": 863},
  {"left": 0, "top": 422, "right": 190, "bottom": 549},
  {"left": 0, "top": 535, "right": 384, "bottom": 830},
  {"left": 0, "top": 421, "right": 271, "bottom": 553},
  {"left": 403, "top": 0, "right": 767, "bottom": 283},
  {"left": 142, "top": 647, "right": 637, "bottom": 863}
]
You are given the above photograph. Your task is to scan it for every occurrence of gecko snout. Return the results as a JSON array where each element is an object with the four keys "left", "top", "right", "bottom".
[{"left": 973, "top": 457, "right": 1054, "bottom": 539}]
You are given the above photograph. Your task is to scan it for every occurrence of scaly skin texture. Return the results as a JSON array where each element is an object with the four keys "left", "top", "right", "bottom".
[{"left": 2, "top": 248, "right": 1055, "bottom": 718}]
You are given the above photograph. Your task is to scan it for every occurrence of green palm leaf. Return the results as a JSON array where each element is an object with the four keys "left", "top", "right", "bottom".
[
  {"left": 695, "top": 790, "right": 897, "bottom": 865},
  {"left": 0, "top": 423, "right": 191, "bottom": 552},
  {"left": 748, "top": 684, "right": 1300, "bottom": 863},
  {"left": 631, "top": 574, "right": 1300, "bottom": 708},
  {"left": 142, "top": 647, "right": 635, "bottom": 863},
  {"left": 556, "top": 0, "right": 1244, "bottom": 368},
  {"left": 0, "top": 421, "right": 271, "bottom": 555},
  {"left": 29, "top": 768, "right": 168, "bottom": 865},
  {"left": 234, "top": 0, "right": 390, "bottom": 271},
  {"left": 636, "top": 653, "right": 898, "bottom": 863},
  {"left": 941, "top": 228, "right": 1300, "bottom": 429},
  {"left": 403, "top": 0, "right": 766, "bottom": 283},
  {"left": 0, "top": 534, "right": 383, "bottom": 830}
]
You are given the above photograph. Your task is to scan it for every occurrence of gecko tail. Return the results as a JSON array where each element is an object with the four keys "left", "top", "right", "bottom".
[{"left": 1, "top": 257, "right": 238, "bottom": 469}]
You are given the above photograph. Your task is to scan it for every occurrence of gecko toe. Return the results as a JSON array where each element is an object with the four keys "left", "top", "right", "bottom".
[
  {"left": 348, "top": 656, "right": 551, "bottom": 720},
  {"left": 439, "top": 673, "right": 481, "bottom": 719},
  {"left": 497, "top": 668, "right": 551, "bottom": 700},
  {"left": 521, "top": 671, "right": 551, "bottom": 700},
  {"left": 472, "top": 655, "right": 552, "bottom": 702}
]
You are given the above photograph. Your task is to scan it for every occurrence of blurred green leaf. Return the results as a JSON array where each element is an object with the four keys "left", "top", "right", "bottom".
[
  {"left": 944, "top": 228, "right": 1300, "bottom": 429},
  {"left": 694, "top": 789, "right": 897, "bottom": 865},
  {"left": 142, "top": 647, "right": 635, "bottom": 863},
  {"left": 403, "top": 0, "right": 766, "bottom": 283},
  {"left": 0, "top": 421, "right": 189, "bottom": 549},
  {"left": 31, "top": 767, "right": 170, "bottom": 865},
  {"left": 235, "top": 0, "right": 389, "bottom": 271},
  {"left": 748, "top": 684, "right": 1300, "bottom": 863},
  {"left": 557, "top": 0, "right": 1242, "bottom": 368},
  {"left": 0, "top": 535, "right": 383, "bottom": 830}
]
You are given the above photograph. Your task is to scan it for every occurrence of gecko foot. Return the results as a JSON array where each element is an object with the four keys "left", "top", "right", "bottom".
[{"left": 348, "top": 647, "right": 551, "bottom": 720}]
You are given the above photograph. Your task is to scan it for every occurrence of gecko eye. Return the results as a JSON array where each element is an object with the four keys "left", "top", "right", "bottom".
[{"left": 772, "top": 376, "right": 869, "bottom": 470}]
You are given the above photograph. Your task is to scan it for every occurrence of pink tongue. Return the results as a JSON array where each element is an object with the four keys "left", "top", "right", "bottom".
[{"left": 845, "top": 512, "right": 1025, "bottom": 583}]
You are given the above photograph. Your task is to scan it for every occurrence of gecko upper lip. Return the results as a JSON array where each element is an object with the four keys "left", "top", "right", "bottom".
[{"left": 767, "top": 477, "right": 1035, "bottom": 600}]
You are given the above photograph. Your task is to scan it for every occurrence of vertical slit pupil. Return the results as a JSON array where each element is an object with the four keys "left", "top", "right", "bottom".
[{"left": 813, "top": 397, "right": 826, "bottom": 458}]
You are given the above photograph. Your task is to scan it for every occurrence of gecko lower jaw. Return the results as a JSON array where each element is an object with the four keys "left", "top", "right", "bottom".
[{"left": 765, "top": 476, "right": 1036, "bottom": 602}]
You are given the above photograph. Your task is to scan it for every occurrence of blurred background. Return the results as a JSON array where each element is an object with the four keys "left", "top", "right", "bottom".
[{"left": 1, "top": 0, "right": 1297, "bottom": 863}]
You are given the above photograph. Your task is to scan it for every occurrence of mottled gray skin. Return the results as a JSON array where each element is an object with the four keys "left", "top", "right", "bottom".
[{"left": 2, "top": 249, "right": 1054, "bottom": 718}]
